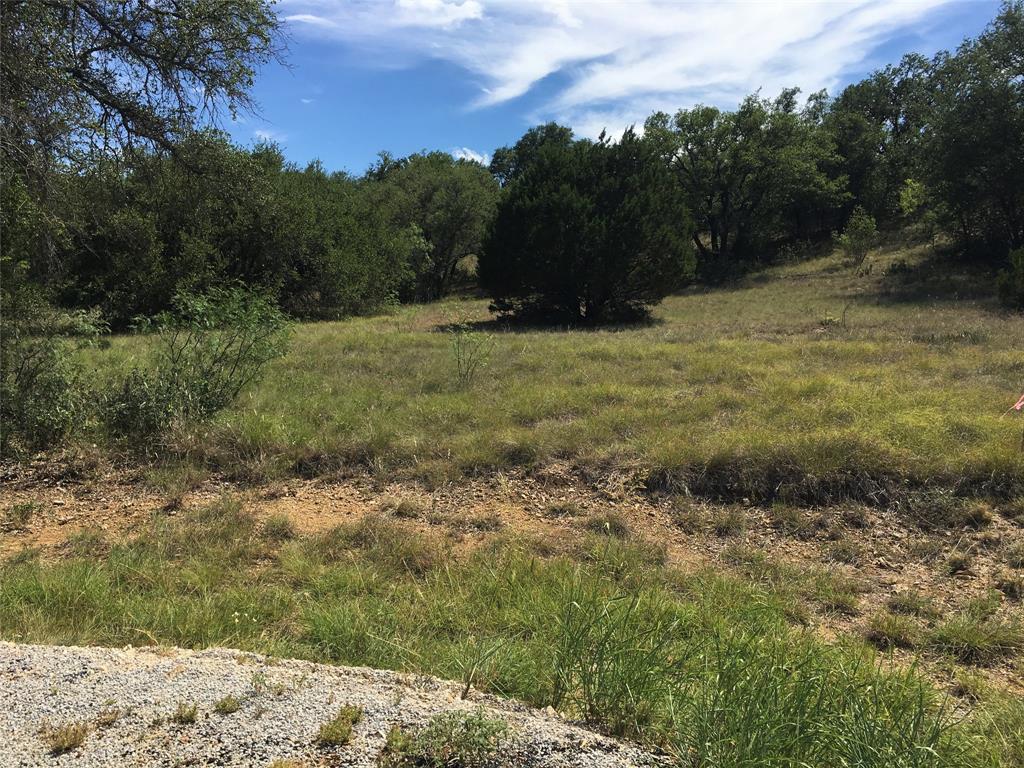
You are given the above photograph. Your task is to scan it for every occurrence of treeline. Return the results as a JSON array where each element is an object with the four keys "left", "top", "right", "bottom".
[
  {"left": 5, "top": 138, "right": 498, "bottom": 328},
  {"left": 6, "top": 2, "right": 1022, "bottom": 327}
]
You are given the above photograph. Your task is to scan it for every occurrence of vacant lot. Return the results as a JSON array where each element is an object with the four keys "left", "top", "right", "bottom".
[
  {"left": 4, "top": 245, "right": 1023, "bottom": 767},
  {"left": 82, "top": 244, "right": 1024, "bottom": 502}
]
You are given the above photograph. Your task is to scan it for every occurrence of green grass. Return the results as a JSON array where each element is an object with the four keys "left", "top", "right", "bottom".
[
  {"left": 77, "top": 247, "right": 1024, "bottom": 505},
  {"left": 379, "top": 709, "right": 509, "bottom": 768},
  {"left": 316, "top": 705, "right": 362, "bottom": 747},
  {"left": 2, "top": 499, "right": 1021, "bottom": 766}
]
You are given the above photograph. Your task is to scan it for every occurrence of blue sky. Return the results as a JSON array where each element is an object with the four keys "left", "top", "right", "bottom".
[{"left": 228, "top": 0, "right": 1000, "bottom": 174}]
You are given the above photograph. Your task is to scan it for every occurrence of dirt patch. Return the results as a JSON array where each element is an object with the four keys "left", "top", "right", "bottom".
[{"left": 2, "top": 460, "right": 1022, "bottom": 695}]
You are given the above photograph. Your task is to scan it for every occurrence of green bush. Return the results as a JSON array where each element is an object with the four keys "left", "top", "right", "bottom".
[
  {"left": 0, "top": 262, "right": 103, "bottom": 455},
  {"left": 835, "top": 206, "right": 878, "bottom": 266},
  {"left": 997, "top": 247, "right": 1024, "bottom": 310},
  {"left": 102, "top": 286, "right": 289, "bottom": 441}
]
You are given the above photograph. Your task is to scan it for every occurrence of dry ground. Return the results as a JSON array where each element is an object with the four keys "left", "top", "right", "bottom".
[{"left": 3, "top": 458, "right": 1021, "bottom": 696}]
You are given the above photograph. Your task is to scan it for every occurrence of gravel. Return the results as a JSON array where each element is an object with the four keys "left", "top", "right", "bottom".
[{"left": 0, "top": 642, "right": 667, "bottom": 767}]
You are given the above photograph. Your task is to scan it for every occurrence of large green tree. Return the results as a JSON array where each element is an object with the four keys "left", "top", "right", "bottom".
[
  {"left": 480, "top": 128, "right": 694, "bottom": 323},
  {"left": 645, "top": 89, "right": 846, "bottom": 278},
  {"left": 1, "top": 0, "right": 281, "bottom": 278},
  {"left": 922, "top": 0, "right": 1024, "bottom": 253},
  {"left": 372, "top": 152, "right": 500, "bottom": 301}
]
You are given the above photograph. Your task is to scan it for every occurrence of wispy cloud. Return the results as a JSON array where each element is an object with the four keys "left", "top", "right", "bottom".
[
  {"left": 280, "top": 0, "right": 955, "bottom": 136},
  {"left": 254, "top": 128, "right": 288, "bottom": 142},
  {"left": 300, "top": 97, "right": 315, "bottom": 104},
  {"left": 451, "top": 146, "right": 490, "bottom": 164}
]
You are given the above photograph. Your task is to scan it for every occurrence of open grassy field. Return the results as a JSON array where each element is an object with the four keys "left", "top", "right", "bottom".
[
  {"left": 86, "top": 244, "right": 1024, "bottom": 504},
  {"left": 4, "top": 243, "right": 1024, "bottom": 766}
]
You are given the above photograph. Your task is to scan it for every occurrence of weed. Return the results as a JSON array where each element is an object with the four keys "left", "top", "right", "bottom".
[
  {"left": 1004, "top": 541, "right": 1024, "bottom": 569},
  {"left": 171, "top": 702, "right": 198, "bottom": 725},
  {"left": 214, "top": 695, "right": 242, "bottom": 715},
  {"left": 41, "top": 721, "right": 89, "bottom": 755},
  {"left": 927, "top": 609, "right": 1024, "bottom": 665},
  {"left": 994, "top": 570, "right": 1023, "bottom": 601},
  {"left": 263, "top": 514, "right": 297, "bottom": 542},
  {"left": 823, "top": 538, "right": 863, "bottom": 565},
  {"left": 887, "top": 591, "right": 940, "bottom": 619},
  {"left": 839, "top": 506, "right": 871, "bottom": 529},
  {"left": 864, "top": 611, "right": 920, "bottom": 649},
  {"left": 95, "top": 706, "right": 120, "bottom": 727},
  {"left": 947, "top": 551, "right": 973, "bottom": 576},
  {"left": 582, "top": 511, "right": 630, "bottom": 538},
  {"left": 768, "top": 503, "right": 820, "bottom": 539},
  {"left": 381, "top": 496, "right": 428, "bottom": 519},
  {"left": 2, "top": 501, "right": 39, "bottom": 531},
  {"left": 906, "top": 492, "right": 994, "bottom": 531},
  {"left": 999, "top": 498, "right": 1024, "bottom": 525},
  {"left": 316, "top": 705, "right": 362, "bottom": 747},
  {"left": 670, "top": 500, "right": 704, "bottom": 533},
  {"left": 712, "top": 507, "right": 747, "bottom": 537},
  {"left": 449, "top": 321, "right": 494, "bottom": 390},
  {"left": 379, "top": 709, "right": 507, "bottom": 768},
  {"left": 545, "top": 501, "right": 582, "bottom": 518}
]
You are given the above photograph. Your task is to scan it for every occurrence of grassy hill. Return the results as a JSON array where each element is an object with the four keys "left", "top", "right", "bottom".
[{"left": 4, "top": 243, "right": 1023, "bottom": 767}]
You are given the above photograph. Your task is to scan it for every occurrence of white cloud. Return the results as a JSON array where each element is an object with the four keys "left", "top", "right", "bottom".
[
  {"left": 254, "top": 128, "right": 288, "bottom": 142},
  {"left": 280, "top": 0, "right": 956, "bottom": 136},
  {"left": 451, "top": 146, "right": 490, "bottom": 164},
  {"left": 300, "top": 97, "right": 315, "bottom": 104}
]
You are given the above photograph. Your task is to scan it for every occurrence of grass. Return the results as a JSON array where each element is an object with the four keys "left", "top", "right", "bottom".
[
  {"left": 41, "top": 720, "right": 89, "bottom": 754},
  {"left": 214, "top": 695, "right": 241, "bottom": 714},
  {"left": 2, "top": 498, "right": 1021, "bottom": 766},
  {"left": 379, "top": 709, "right": 508, "bottom": 768},
  {"left": 75, "top": 246, "right": 1024, "bottom": 506},
  {"left": 171, "top": 701, "right": 198, "bottom": 725},
  {"left": 316, "top": 705, "right": 362, "bottom": 747}
]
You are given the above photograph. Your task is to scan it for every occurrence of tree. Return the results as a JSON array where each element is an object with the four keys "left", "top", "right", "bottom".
[
  {"left": 824, "top": 55, "right": 932, "bottom": 223},
  {"left": 479, "top": 128, "right": 694, "bottom": 323},
  {"left": 1, "top": 0, "right": 281, "bottom": 279},
  {"left": 922, "top": 0, "right": 1024, "bottom": 254},
  {"left": 489, "top": 122, "right": 574, "bottom": 186},
  {"left": 373, "top": 152, "right": 500, "bottom": 301},
  {"left": 645, "top": 89, "right": 846, "bottom": 279}
]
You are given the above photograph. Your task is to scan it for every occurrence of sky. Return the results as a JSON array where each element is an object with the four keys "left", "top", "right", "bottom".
[{"left": 227, "top": 0, "right": 1001, "bottom": 174}]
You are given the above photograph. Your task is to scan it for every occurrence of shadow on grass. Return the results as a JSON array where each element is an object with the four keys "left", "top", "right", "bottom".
[
  {"left": 870, "top": 247, "right": 1004, "bottom": 307},
  {"left": 432, "top": 313, "right": 665, "bottom": 335}
]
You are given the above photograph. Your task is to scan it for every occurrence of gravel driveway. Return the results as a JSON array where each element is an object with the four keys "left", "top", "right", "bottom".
[{"left": 0, "top": 642, "right": 666, "bottom": 767}]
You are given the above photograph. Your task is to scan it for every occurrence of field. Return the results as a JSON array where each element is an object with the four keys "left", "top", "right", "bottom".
[
  {"left": 81, "top": 244, "right": 1024, "bottom": 499},
  {"left": 3, "top": 244, "right": 1024, "bottom": 766}
]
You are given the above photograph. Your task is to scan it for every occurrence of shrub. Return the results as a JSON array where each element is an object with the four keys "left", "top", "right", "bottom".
[
  {"left": 835, "top": 206, "right": 877, "bottom": 266},
  {"left": 102, "top": 286, "right": 289, "bottom": 440},
  {"left": 997, "top": 247, "right": 1024, "bottom": 310},
  {"left": 0, "top": 266, "right": 102, "bottom": 455},
  {"left": 479, "top": 127, "right": 694, "bottom": 323}
]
